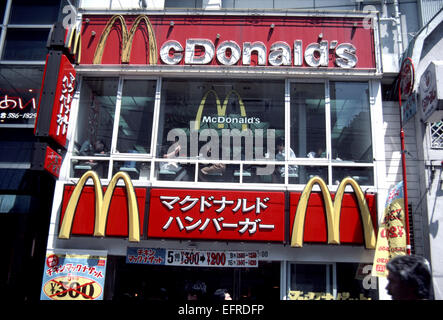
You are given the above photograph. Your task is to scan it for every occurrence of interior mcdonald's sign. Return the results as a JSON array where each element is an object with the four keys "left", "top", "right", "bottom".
[
  {"left": 80, "top": 14, "right": 376, "bottom": 69},
  {"left": 58, "top": 171, "right": 377, "bottom": 248},
  {"left": 195, "top": 89, "right": 248, "bottom": 131}
]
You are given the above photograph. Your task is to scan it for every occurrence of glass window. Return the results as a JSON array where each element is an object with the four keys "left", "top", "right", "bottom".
[
  {"left": 2, "top": 28, "right": 49, "bottom": 61},
  {"left": 74, "top": 77, "right": 118, "bottom": 154},
  {"left": 0, "top": 66, "right": 43, "bottom": 125},
  {"left": 157, "top": 79, "right": 284, "bottom": 161},
  {"left": 112, "top": 160, "right": 151, "bottom": 180},
  {"left": 336, "top": 263, "right": 378, "bottom": 300},
  {"left": 72, "top": 78, "right": 118, "bottom": 178},
  {"left": 0, "top": 0, "right": 6, "bottom": 24},
  {"left": 330, "top": 82, "right": 372, "bottom": 163},
  {"left": 165, "top": 0, "right": 202, "bottom": 8},
  {"left": 288, "top": 264, "right": 333, "bottom": 299},
  {"left": 290, "top": 82, "right": 326, "bottom": 159},
  {"left": 117, "top": 80, "right": 156, "bottom": 154},
  {"left": 9, "top": 0, "right": 60, "bottom": 24}
]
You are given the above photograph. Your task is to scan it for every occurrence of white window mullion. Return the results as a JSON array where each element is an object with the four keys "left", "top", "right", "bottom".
[
  {"left": 325, "top": 80, "right": 332, "bottom": 185},
  {"left": 285, "top": 79, "right": 291, "bottom": 185},
  {"left": 108, "top": 77, "right": 123, "bottom": 179}
]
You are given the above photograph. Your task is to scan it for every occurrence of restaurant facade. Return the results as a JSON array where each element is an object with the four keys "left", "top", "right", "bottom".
[{"left": 37, "top": 8, "right": 391, "bottom": 301}]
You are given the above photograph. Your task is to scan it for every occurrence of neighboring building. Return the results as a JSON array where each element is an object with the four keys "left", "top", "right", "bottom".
[
  {"left": 0, "top": 0, "right": 71, "bottom": 301},
  {"left": 1, "top": 0, "right": 441, "bottom": 301}
]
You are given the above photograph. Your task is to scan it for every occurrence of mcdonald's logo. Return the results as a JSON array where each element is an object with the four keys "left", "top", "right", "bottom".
[
  {"left": 65, "top": 25, "right": 81, "bottom": 63},
  {"left": 290, "top": 176, "right": 376, "bottom": 249},
  {"left": 59, "top": 171, "right": 141, "bottom": 242},
  {"left": 93, "top": 14, "right": 157, "bottom": 65},
  {"left": 195, "top": 89, "right": 248, "bottom": 131}
]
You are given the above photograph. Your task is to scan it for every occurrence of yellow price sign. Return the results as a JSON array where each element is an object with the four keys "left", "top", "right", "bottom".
[{"left": 42, "top": 275, "right": 103, "bottom": 300}]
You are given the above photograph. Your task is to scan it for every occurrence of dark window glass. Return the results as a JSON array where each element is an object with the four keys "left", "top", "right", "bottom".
[
  {"left": 9, "top": 0, "right": 60, "bottom": 24},
  {"left": 74, "top": 77, "right": 118, "bottom": 152},
  {"left": 290, "top": 82, "right": 326, "bottom": 159},
  {"left": 0, "top": 0, "right": 6, "bottom": 24},
  {"left": 0, "top": 66, "right": 43, "bottom": 125},
  {"left": 336, "top": 263, "right": 378, "bottom": 300},
  {"left": 117, "top": 80, "right": 156, "bottom": 154},
  {"left": 3, "top": 29, "right": 49, "bottom": 61},
  {"left": 330, "top": 82, "right": 372, "bottom": 162},
  {"left": 289, "top": 264, "right": 333, "bottom": 299}
]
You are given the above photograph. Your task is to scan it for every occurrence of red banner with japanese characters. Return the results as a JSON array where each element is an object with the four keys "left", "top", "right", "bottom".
[
  {"left": 49, "top": 54, "right": 76, "bottom": 147},
  {"left": 147, "top": 188, "right": 285, "bottom": 242}
]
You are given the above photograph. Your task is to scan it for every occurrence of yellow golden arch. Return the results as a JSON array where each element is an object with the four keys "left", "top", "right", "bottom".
[
  {"left": 291, "top": 176, "right": 376, "bottom": 249},
  {"left": 93, "top": 14, "right": 158, "bottom": 65},
  {"left": 59, "top": 170, "right": 140, "bottom": 242},
  {"left": 65, "top": 26, "right": 81, "bottom": 63},
  {"left": 195, "top": 89, "right": 248, "bottom": 131}
]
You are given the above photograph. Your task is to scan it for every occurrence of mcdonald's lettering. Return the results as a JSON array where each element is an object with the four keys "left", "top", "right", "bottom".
[
  {"left": 290, "top": 177, "right": 377, "bottom": 249},
  {"left": 195, "top": 90, "right": 248, "bottom": 130},
  {"left": 59, "top": 171, "right": 146, "bottom": 242}
]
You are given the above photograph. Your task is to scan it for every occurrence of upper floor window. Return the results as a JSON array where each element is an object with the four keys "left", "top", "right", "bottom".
[{"left": 69, "top": 77, "right": 374, "bottom": 186}]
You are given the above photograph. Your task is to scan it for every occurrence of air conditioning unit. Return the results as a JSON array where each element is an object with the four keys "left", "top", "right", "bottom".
[{"left": 420, "top": 61, "right": 443, "bottom": 122}]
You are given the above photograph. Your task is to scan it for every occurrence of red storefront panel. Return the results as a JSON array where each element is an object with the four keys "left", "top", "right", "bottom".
[
  {"left": 289, "top": 192, "right": 377, "bottom": 245},
  {"left": 148, "top": 188, "right": 285, "bottom": 242},
  {"left": 60, "top": 185, "right": 146, "bottom": 237},
  {"left": 80, "top": 14, "right": 376, "bottom": 69}
]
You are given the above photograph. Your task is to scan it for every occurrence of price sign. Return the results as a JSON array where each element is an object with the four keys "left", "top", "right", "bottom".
[
  {"left": 40, "top": 250, "right": 107, "bottom": 300},
  {"left": 127, "top": 248, "right": 258, "bottom": 268},
  {"left": 42, "top": 275, "right": 102, "bottom": 300}
]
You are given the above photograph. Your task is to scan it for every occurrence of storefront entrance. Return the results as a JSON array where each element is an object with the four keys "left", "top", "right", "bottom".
[{"left": 110, "top": 258, "right": 280, "bottom": 301}]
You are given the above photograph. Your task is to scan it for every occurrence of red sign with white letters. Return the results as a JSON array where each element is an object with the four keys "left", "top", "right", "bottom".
[
  {"left": 147, "top": 188, "right": 285, "bottom": 242},
  {"left": 43, "top": 145, "right": 62, "bottom": 178},
  {"left": 80, "top": 14, "right": 376, "bottom": 69},
  {"left": 48, "top": 54, "right": 76, "bottom": 147}
]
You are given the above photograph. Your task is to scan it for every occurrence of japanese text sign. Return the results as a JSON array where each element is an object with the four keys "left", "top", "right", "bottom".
[
  {"left": 49, "top": 54, "right": 76, "bottom": 147},
  {"left": 147, "top": 189, "right": 285, "bottom": 242},
  {"left": 372, "top": 181, "right": 407, "bottom": 277},
  {"left": 127, "top": 247, "right": 258, "bottom": 268},
  {"left": 40, "top": 250, "right": 107, "bottom": 300}
]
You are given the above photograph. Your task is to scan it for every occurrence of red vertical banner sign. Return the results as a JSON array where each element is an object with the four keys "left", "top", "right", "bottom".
[
  {"left": 49, "top": 54, "right": 76, "bottom": 148},
  {"left": 34, "top": 52, "right": 76, "bottom": 149}
]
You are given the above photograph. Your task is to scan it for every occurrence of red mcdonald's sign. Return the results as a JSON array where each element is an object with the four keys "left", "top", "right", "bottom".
[{"left": 80, "top": 14, "right": 376, "bottom": 70}]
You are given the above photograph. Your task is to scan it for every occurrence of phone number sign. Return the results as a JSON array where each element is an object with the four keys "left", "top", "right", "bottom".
[{"left": 127, "top": 247, "right": 258, "bottom": 268}]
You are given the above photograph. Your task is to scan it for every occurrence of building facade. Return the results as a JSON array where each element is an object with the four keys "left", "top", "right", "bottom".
[{"left": 1, "top": 0, "right": 441, "bottom": 301}]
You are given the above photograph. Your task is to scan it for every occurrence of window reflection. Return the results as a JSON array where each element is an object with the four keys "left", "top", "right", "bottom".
[
  {"left": 117, "top": 80, "right": 156, "bottom": 154},
  {"left": 73, "top": 77, "right": 118, "bottom": 158},
  {"left": 330, "top": 82, "right": 372, "bottom": 163},
  {"left": 157, "top": 79, "right": 285, "bottom": 163},
  {"left": 290, "top": 83, "right": 326, "bottom": 158}
]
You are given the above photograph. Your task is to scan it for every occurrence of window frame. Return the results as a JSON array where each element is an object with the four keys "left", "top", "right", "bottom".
[{"left": 67, "top": 75, "right": 376, "bottom": 188}]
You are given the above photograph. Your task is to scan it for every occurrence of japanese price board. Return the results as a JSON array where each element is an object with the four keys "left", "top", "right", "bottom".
[
  {"left": 127, "top": 247, "right": 258, "bottom": 268},
  {"left": 40, "top": 250, "right": 107, "bottom": 300}
]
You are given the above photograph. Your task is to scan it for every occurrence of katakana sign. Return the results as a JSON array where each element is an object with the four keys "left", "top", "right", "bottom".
[
  {"left": 40, "top": 250, "right": 107, "bottom": 301},
  {"left": 127, "top": 247, "right": 258, "bottom": 268},
  {"left": 147, "top": 189, "right": 285, "bottom": 242}
]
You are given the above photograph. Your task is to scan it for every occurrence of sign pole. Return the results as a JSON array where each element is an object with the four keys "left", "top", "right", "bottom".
[{"left": 398, "top": 57, "right": 414, "bottom": 255}]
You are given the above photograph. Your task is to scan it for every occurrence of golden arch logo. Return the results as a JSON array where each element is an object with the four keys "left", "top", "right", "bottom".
[
  {"left": 195, "top": 89, "right": 248, "bottom": 131},
  {"left": 59, "top": 170, "right": 140, "bottom": 242},
  {"left": 65, "top": 26, "right": 81, "bottom": 63},
  {"left": 291, "top": 176, "right": 376, "bottom": 249},
  {"left": 93, "top": 14, "right": 157, "bottom": 65}
]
